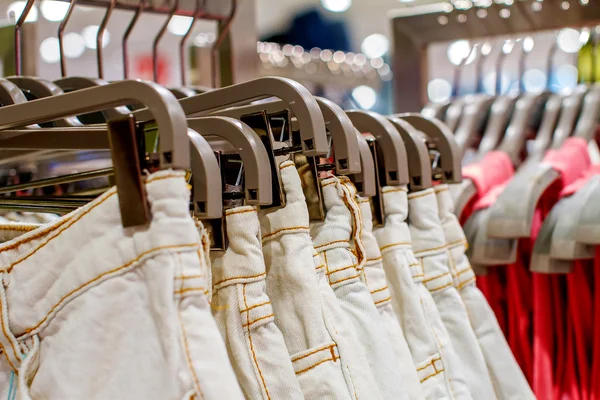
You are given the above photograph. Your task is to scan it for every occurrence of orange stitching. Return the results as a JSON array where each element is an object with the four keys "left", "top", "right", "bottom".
[
  {"left": 295, "top": 357, "right": 337, "bottom": 375},
  {"left": 446, "top": 239, "right": 468, "bottom": 249},
  {"left": 329, "top": 274, "right": 359, "bottom": 285},
  {"left": 22, "top": 242, "right": 199, "bottom": 335},
  {"left": 323, "top": 252, "right": 330, "bottom": 274},
  {"left": 434, "top": 187, "right": 449, "bottom": 194},
  {"left": 429, "top": 281, "right": 453, "bottom": 293},
  {"left": 456, "top": 268, "right": 473, "bottom": 277},
  {"left": 417, "top": 357, "right": 442, "bottom": 371},
  {"left": 178, "top": 297, "right": 205, "bottom": 399},
  {"left": 243, "top": 284, "right": 271, "bottom": 400},
  {"left": 0, "top": 293, "right": 19, "bottom": 365},
  {"left": 261, "top": 226, "right": 309, "bottom": 240},
  {"left": 407, "top": 190, "right": 433, "bottom": 200},
  {"left": 370, "top": 286, "right": 388, "bottom": 295},
  {"left": 242, "top": 314, "right": 274, "bottom": 328},
  {"left": 314, "top": 239, "right": 349, "bottom": 249},
  {"left": 366, "top": 256, "right": 382, "bottom": 262},
  {"left": 291, "top": 344, "right": 335, "bottom": 362},
  {"left": 213, "top": 272, "right": 266, "bottom": 287},
  {"left": 239, "top": 300, "right": 271, "bottom": 313},
  {"left": 420, "top": 369, "right": 444, "bottom": 383},
  {"left": 412, "top": 273, "right": 425, "bottom": 279},
  {"left": 225, "top": 208, "right": 256, "bottom": 216},
  {"left": 381, "top": 187, "right": 408, "bottom": 193},
  {"left": 321, "top": 181, "right": 337, "bottom": 188},
  {"left": 374, "top": 296, "right": 392, "bottom": 305},
  {"left": 326, "top": 265, "right": 357, "bottom": 276},
  {"left": 458, "top": 276, "right": 476, "bottom": 290},
  {"left": 0, "top": 225, "right": 38, "bottom": 232},
  {"left": 409, "top": 262, "right": 420, "bottom": 267},
  {"left": 414, "top": 243, "right": 448, "bottom": 255},
  {"left": 145, "top": 173, "right": 185, "bottom": 184},
  {"left": 175, "top": 275, "right": 204, "bottom": 280},
  {"left": 315, "top": 264, "right": 325, "bottom": 270},
  {"left": 279, "top": 162, "right": 295, "bottom": 170},
  {"left": 174, "top": 287, "right": 209, "bottom": 296},
  {"left": 423, "top": 271, "right": 452, "bottom": 283},
  {"left": 379, "top": 241, "right": 411, "bottom": 251},
  {"left": 357, "top": 198, "right": 370, "bottom": 204}
]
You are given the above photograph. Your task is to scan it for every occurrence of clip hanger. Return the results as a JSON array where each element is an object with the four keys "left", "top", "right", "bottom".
[
  {"left": 386, "top": 116, "right": 432, "bottom": 191},
  {"left": 351, "top": 128, "right": 376, "bottom": 197}
]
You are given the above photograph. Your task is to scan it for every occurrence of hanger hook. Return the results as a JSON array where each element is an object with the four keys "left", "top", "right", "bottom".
[
  {"left": 97, "top": 0, "right": 118, "bottom": 79},
  {"left": 123, "top": 0, "right": 147, "bottom": 79},
  {"left": 14, "top": 0, "right": 36, "bottom": 76},
  {"left": 58, "top": 0, "right": 78, "bottom": 77},
  {"left": 496, "top": 38, "right": 515, "bottom": 95},
  {"left": 452, "top": 42, "right": 479, "bottom": 98},
  {"left": 210, "top": 0, "right": 238, "bottom": 88},
  {"left": 180, "top": 0, "right": 205, "bottom": 86},
  {"left": 546, "top": 33, "right": 559, "bottom": 90},
  {"left": 153, "top": 0, "right": 180, "bottom": 83}
]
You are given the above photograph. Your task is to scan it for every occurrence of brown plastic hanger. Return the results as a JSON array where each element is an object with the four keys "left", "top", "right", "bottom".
[
  {"left": 386, "top": 116, "right": 432, "bottom": 190},
  {"left": 351, "top": 128, "right": 376, "bottom": 197},
  {"left": 394, "top": 113, "right": 462, "bottom": 183},
  {"left": 132, "top": 77, "right": 328, "bottom": 157}
]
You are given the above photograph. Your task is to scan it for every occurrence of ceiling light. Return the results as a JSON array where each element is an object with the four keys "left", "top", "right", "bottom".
[
  {"left": 40, "top": 0, "right": 69, "bottom": 22},
  {"left": 447, "top": 40, "right": 471, "bottom": 65},
  {"left": 7, "top": 1, "right": 38, "bottom": 22},
  {"left": 352, "top": 85, "right": 377, "bottom": 109},
  {"left": 523, "top": 36, "right": 534, "bottom": 53},
  {"left": 82, "top": 25, "right": 110, "bottom": 49},
  {"left": 557, "top": 28, "right": 583, "bottom": 53},
  {"left": 476, "top": 9, "right": 488, "bottom": 18},
  {"left": 361, "top": 34, "right": 389, "bottom": 59},
  {"left": 321, "top": 0, "right": 351, "bottom": 12},
  {"left": 427, "top": 79, "right": 452, "bottom": 103},
  {"left": 523, "top": 69, "right": 546, "bottom": 93},
  {"left": 481, "top": 42, "right": 492, "bottom": 55},
  {"left": 499, "top": 8, "right": 510, "bottom": 18},
  {"left": 63, "top": 32, "right": 85, "bottom": 58},
  {"left": 39, "top": 36, "right": 59, "bottom": 63},
  {"left": 438, "top": 15, "right": 449, "bottom": 25},
  {"left": 167, "top": 15, "right": 193, "bottom": 36},
  {"left": 580, "top": 28, "right": 591, "bottom": 44},
  {"left": 561, "top": 1, "right": 570, "bottom": 10}
]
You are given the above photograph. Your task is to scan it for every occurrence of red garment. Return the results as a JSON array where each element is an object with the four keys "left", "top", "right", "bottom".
[{"left": 591, "top": 250, "right": 600, "bottom": 400}]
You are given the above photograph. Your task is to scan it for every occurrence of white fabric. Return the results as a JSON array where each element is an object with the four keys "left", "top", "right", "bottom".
[
  {"left": 0, "top": 170, "right": 243, "bottom": 400},
  {"left": 211, "top": 205, "right": 304, "bottom": 399},
  {"left": 310, "top": 176, "right": 409, "bottom": 400},
  {"left": 408, "top": 188, "right": 490, "bottom": 400},
  {"left": 357, "top": 194, "right": 424, "bottom": 400},
  {"left": 260, "top": 161, "right": 378, "bottom": 399},
  {"left": 435, "top": 185, "right": 535, "bottom": 400},
  {"left": 373, "top": 186, "right": 457, "bottom": 400}
]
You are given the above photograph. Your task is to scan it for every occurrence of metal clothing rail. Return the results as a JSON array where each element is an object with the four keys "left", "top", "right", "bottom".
[{"left": 53, "top": 0, "right": 234, "bottom": 19}]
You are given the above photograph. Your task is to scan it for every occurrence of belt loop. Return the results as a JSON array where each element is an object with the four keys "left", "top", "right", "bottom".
[{"left": 0, "top": 272, "right": 24, "bottom": 372}]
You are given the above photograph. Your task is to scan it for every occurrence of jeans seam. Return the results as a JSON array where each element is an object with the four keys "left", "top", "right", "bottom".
[
  {"left": 295, "top": 357, "right": 338, "bottom": 375},
  {"left": 261, "top": 226, "right": 309, "bottom": 241},
  {"left": 242, "top": 284, "right": 271, "bottom": 400},
  {"left": 213, "top": 272, "right": 266, "bottom": 287},
  {"left": 20, "top": 242, "right": 199, "bottom": 337},
  {"left": 291, "top": 344, "right": 336, "bottom": 362},
  {"left": 242, "top": 314, "right": 274, "bottom": 328},
  {"left": 177, "top": 296, "right": 205, "bottom": 400}
]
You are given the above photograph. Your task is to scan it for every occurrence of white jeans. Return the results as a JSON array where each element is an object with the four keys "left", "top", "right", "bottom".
[
  {"left": 0, "top": 170, "right": 243, "bottom": 400},
  {"left": 435, "top": 185, "right": 535, "bottom": 400},
  {"left": 210, "top": 205, "right": 304, "bottom": 399},
  {"left": 357, "top": 195, "right": 424, "bottom": 400},
  {"left": 259, "top": 161, "right": 377, "bottom": 399},
  {"left": 310, "top": 176, "right": 409, "bottom": 400},
  {"left": 373, "top": 186, "right": 456, "bottom": 400},
  {"left": 408, "top": 188, "right": 490, "bottom": 400}
]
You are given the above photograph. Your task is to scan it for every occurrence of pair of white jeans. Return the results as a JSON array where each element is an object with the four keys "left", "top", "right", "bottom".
[
  {"left": 373, "top": 186, "right": 456, "bottom": 400},
  {"left": 310, "top": 176, "right": 409, "bottom": 400},
  {"left": 408, "top": 188, "right": 493, "bottom": 400},
  {"left": 357, "top": 195, "right": 424, "bottom": 400},
  {"left": 210, "top": 206, "right": 304, "bottom": 399},
  {"left": 259, "top": 161, "right": 378, "bottom": 399},
  {"left": 435, "top": 185, "right": 535, "bottom": 400},
  {"left": 0, "top": 170, "right": 243, "bottom": 399}
]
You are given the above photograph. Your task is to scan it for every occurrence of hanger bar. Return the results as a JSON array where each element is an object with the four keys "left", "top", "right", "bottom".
[
  {"left": 0, "top": 204, "right": 76, "bottom": 214},
  {"left": 0, "top": 128, "right": 111, "bottom": 150},
  {"left": 0, "top": 80, "right": 189, "bottom": 169},
  {"left": 0, "top": 168, "right": 113, "bottom": 195},
  {"left": 52, "top": 0, "right": 232, "bottom": 19},
  {"left": 0, "top": 198, "right": 90, "bottom": 207}
]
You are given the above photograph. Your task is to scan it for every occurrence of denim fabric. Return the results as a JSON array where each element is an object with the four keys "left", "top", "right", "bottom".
[
  {"left": 357, "top": 195, "right": 424, "bottom": 400},
  {"left": 435, "top": 185, "right": 535, "bottom": 400},
  {"left": 0, "top": 170, "right": 243, "bottom": 400},
  {"left": 211, "top": 206, "right": 304, "bottom": 399},
  {"left": 373, "top": 186, "right": 456, "bottom": 400},
  {"left": 260, "top": 161, "right": 378, "bottom": 399},
  {"left": 409, "top": 188, "right": 489, "bottom": 400},
  {"left": 310, "top": 176, "right": 409, "bottom": 400}
]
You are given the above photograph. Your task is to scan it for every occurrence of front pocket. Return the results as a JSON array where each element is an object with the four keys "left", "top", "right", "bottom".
[{"left": 290, "top": 343, "right": 353, "bottom": 400}]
